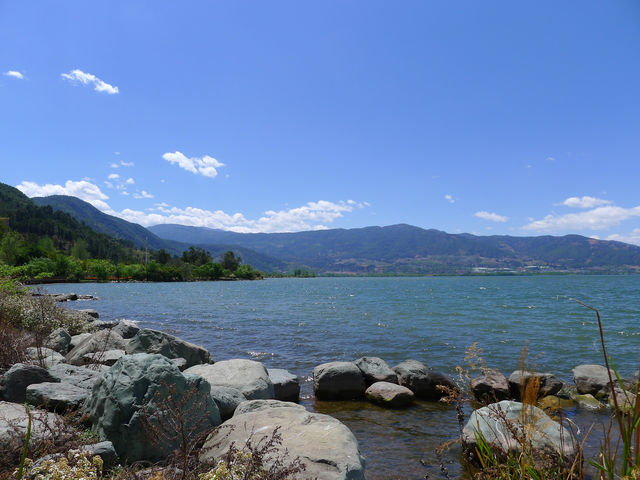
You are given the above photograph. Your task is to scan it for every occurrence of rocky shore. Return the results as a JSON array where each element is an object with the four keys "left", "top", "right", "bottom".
[{"left": 1, "top": 292, "right": 637, "bottom": 479}]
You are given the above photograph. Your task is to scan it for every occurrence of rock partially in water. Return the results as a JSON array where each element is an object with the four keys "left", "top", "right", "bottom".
[
  {"left": 0, "top": 363, "right": 59, "bottom": 403},
  {"left": 470, "top": 372, "right": 510, "bottom": 404},
  {"left": 354, "top": 357, "right": 398, "bottom": 386},
  {"left": 78, "top": 309, "right": 99, "bottom": 319},
  {"left": 186, "top": 359, "right": 274, "bottom": 400},
  {"left": 570, "top": 393, "right": 604, "bottom": 410},
  {"left": 126, "top": 328, "right": 211, "bottom": 368},
  {"left": 365, "top": 381, "right": 414, "bottom": 408},
  {"left": 313, "top": 361, "right": 366, "bottom": 400},
  {"left": 268, "top": 368, "right": 300, "bottom": 402},
  {"left": 392, "top": 359, "right": 456, "bottom": 400},
  {"left": 201, "top": 401, "right": 366, "bottom": 480},
  {"left": 508, "top": 370, "right": 563, "bottom": 399},
  {"left": 462, "top": 400, "right": 577, "bottom": 467},
  {"left": 84, "top": 353, "right": 221, "bottom": 462},
  {"left": 573, "top": 364, "right": 612, "bottom": 399}
]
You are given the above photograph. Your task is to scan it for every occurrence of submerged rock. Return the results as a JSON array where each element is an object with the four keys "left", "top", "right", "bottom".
[{"left": 470, "top": 372, "right": 510, "bottom": 404}]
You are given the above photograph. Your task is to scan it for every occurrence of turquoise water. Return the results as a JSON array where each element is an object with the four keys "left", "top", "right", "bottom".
[{"left": 39, "top": 276, "right": 640, "bottom": 479}]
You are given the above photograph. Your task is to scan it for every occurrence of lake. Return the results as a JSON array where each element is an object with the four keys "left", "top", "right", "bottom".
[{"left": 38, "top": 275, "right": 640, "bottom": 479}]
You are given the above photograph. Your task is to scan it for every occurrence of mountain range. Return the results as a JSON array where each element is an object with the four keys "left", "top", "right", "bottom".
[{"left": 25, "top": 192, "right": 640, "bottom": 274}]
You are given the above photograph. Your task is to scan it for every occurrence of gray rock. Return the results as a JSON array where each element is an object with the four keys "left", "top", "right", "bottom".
[
  {"left": 508, "top": 370, "right": 563, "bottom": 399},
  {"left": 354, "top": 357, "right": 398, "bottom": 385},
  {"left": 66, "top": 330, "right": 126, "bottom": 366},
  {"left": 0, "top": 363, "right": 59, "bottom": 403},
  {"left": 573, "top": 364, "right": 612, "bottom": 398},
  {"left": 470, "top": 372, "right": 510, "bottom": 404},
  {"left": 82, "top": 349, "right": 126, "bottom": 366},
  {"left": 462, "top": 400, "right": 577, "bottom": 466},
  {"left": 365, "top": 381, "right": 414, "bottom": 408},
  {"left": 48, "top": 363, "right": 101, "bottom": 391},
  {"left": 54, "top": 293, "right": 78, "bottom": 302},
  {"left": 201, "top": 402, "right": 365, "bottom": 480},
  {"left": 185, "top": 359, "right": 274, "bottom": 400},
  {"left": 46, "top": 328, "right": 72, "bottom": 354},
  {"left": 313, "top": 361, "right": 366, "bottom": 400},
  {"left": 26, "top": 347, "right": 65, "bottom": 368},
  {"left": 125, "top": 329, "right": 211, "bottom": 368},
  {"left": 26, "top": 382, "right": 89, "bottom": 411},
  {"left": 268, "top": 368, "right": 300, "bottom": 402},
  {"left": 233, "top": 399, "right": 306, "bottom": 417},
  {"left": 92, "top": 320, "right": 118, "bottom": 330},
  {"left": 171, "top": 357, "right": 188, "bottom": 371},
  {"left": 69, "top": 333, "right": 93, "bottom": 350},
  {"left": 112, "top": 319, "right": 140, "bottom": 339},
  {"left": 609, "top": 388, "right": 637, "bottom": 413},
  {"left": 210, "top": 385, "right": 246, "bottom": 421},
  {"left": 0, "top": 401, "right": 67, "bottom": 461},
  {"left": 78, "top": 309, "right": 99, "bottom": 319},
  {"left": 84, "top": 353, "right": 220, "bottom": 462},
  {"left": 392, "top": 360, "right": 456, "bottom": 400},
  {"left": 80, "top": 441, "right": 118, "bottom": 469}
]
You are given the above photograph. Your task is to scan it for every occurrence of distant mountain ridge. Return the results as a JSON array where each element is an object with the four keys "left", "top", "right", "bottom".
[{"left": 149, "top": 223, "right": 640, "bottom": 274}]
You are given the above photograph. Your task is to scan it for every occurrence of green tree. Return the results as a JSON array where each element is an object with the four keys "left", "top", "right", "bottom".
[
  {"left": 196, "top": 262, "right": 224, "bottom": 280},
  {"left": 156, "top": 248, "right": 171, "bottom": 265},
  {"left": 0, "top": 231, "right": 24, "bottom": 266},
  {"left": 221, "top": 250, "right": 241, "bottom": 272},
  {"left": 70, "top": 239, "right": 89, "bottom": 260},
  {"left": 181, "top": 246, "right": 212, "bottom": 266}
]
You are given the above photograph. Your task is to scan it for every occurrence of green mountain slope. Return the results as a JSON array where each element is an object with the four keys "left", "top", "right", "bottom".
[
  {"left": 32, "top": 194, "right": 288, "bottom": 272},
  {"left": 149, "top": 223, "right": 640, "bottom": 274}
]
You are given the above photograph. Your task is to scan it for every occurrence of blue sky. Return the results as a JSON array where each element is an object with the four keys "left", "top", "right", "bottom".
[{"left": 2, "top": 1, "right": 640, "bottom": 242}]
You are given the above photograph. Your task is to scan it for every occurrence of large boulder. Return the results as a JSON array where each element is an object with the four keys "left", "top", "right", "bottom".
[
  {"left": 233, "top": 399, "right": 306, "bottom": 417},
  {"left": 185, "top": 359, "right": 274, "bottom": 400},
  {"left": 48, "top": 363, "right": 102, "bottom": 391},
  {"left": 65, "top": 330, "right": 126, "bottom": 366},
  {"left": 268, "top": 368, "right": 300, "bottom": 402},
  {"left": 354, "top": 357, "right": 398, "bottom": 386},
  {"left": 26, "top": 382, "right": 89, "bottom": 412},
  {"left": 82, "top": 349, "right": 126, "bottom": 367},
  {"left": 508, "top": 370, "right": 563, "bottom": 399},
  {"left": 84, "top": 353, "right": 221, "bottom": 462},
  {"left": 392, "top": 360, "right": 456, "bottom": 400},
  {"left": 470, "top": 372, "right": 510, "bottom": 404},
  {"left": 462, "top": 400, "right": 577, "bottom": 466},
  {"left": 46, "top": 328, "right": 72, "bottom": 354},
  {"left": 210, "top": 385, "right": 246, "bottom": 421},
  {"left": 365, "top": 381, "right": 414, "bottom": 408},
  {"left": 125, "top": 329, "right": 211, "bottom": 368},
  {"left": 0, "top": 363, "right": 59, "bottom": 403},
  {"left": 313, "top": 361, "right": 366, "bottom": 400},
  {"left": 200, "top": 402, "right": 365, "bottom": 480},
  {"left": 573, "top": 364, "right": 612, "bottom": 398},
  {"left": 0, "top": 401, "right": 66, "bottom": 462},
  {"left": 69, "top": 333, "right": 93, "bottom": 350}
]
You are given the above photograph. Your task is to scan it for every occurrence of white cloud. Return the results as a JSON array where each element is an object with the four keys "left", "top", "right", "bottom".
[
  {"left": 133, "top": 190, "right": 153, "bottom": 199},
  {"left": 562, "top": 196, "right": 612, "bottom": 209},
  {"left": 125, "top": 177, "right": 135, "bottom": 185},
  {"left": 524, "top": 205, "right": 640, "bottom": 232},
  {"left": 61, "top": 69, "right": 119, "bottom": 94},
  {"left": 16, "top": 180, "right": 111, "bottom": 211},
  {"left": 120, "top": 161, "right": 134, "bottom": 167},
  {"left": 107, "top": 173, "right": 120, "bottom": 180},
  {"left": 110, "top": 163, "right": 119, "bottom": 168},
  {"left": 4, "top": 70, "right": 24, "bottom": 79},
  {"left": 475, "top": 211, "right": 508, "bottom": 223},
  {"left": 444, "top": 194, "right": 454, "bottom": 204},
  {"left": 162, "top": 151, "right": 225, "bottom": 178},
  {"left": 606, "top": 229, "right": 640, "bottom": 246}
]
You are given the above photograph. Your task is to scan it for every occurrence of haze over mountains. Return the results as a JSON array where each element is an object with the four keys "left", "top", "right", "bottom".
[{"left": 28, "top": 192, "right": 640, "bottom": 274}]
